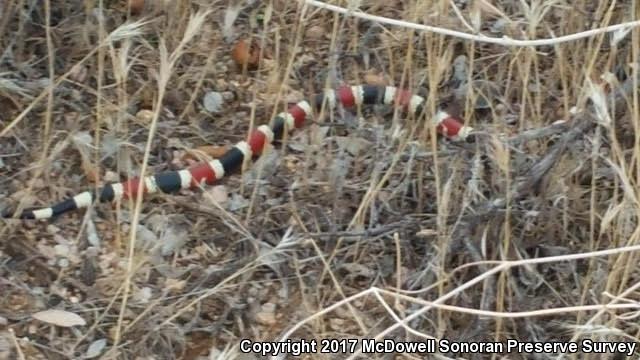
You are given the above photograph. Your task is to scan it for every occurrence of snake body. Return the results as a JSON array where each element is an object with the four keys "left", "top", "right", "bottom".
[{"left": 4, "top": 84, "right": 472, "bottom": 220}]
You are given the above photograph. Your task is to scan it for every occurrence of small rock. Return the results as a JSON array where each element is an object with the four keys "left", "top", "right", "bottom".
[
  {"left": 57, "top": 258, "right": 70, "bottom": 268},
  {"left": 86, "top": 220, "right": 100, "bottom": 247},
  {"left": 136, "top": 109, "right": 154, "bottom": 123},
  {"left": 255, "top": 302, "right": 277, "bottom": 326},
  {"left": 221, "top": 91, "right": 235, "bottom": 101},
  {"left": 46, "top": 225, "right": 60, "bottom": 234},
  {"left": 134, "top": 287, "right": 152, "bottom": 304},
  {"left": 69, "top": 65, "right": 88, "bottom": 83},
  {"left": 54, "top": 244, "right": 70, "bottom": 257},
  {"left": 203, "top": 91, "right": 224, "bottom": 113},
  {"left": 452, "top": 55, "right": 468, "bottom": 85},
  {"left": 490, "top": 18, "right": 508, "bottom": 34},
  {"left": 215, "top": 63, "right": 229, "bottom": 73}
]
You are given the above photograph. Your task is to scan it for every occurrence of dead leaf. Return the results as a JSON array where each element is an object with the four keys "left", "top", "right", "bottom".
[
  {"left": 81, "top": 159, "right": 100, "bottom": 183},
  {"left": 306, "top": 25, "right": 325, "bottom": 40},
  {"left": 232, "top": 39, "right": 260, "bottom": 69},
  {"left": 145, "top": 214, "right": 191, "bottom": 256},
  {"left": 229, "top": 193, "right": 249, "bottom": 211},
  {"left": 364, "top": 72, "right": 388, "bottom": 86},
  {"left": 128, "top": 0, "right": 144, "bottom": 15},
  {"left": 255, "top": 303, "right": 277, "bottom": 325},
  {"left": 335, "top": 136, "right": 372, "bottom": 156},
  {"left": 135, "top": 223, "right": 159, "bottom": 252},
  {"left": 183, "top": 332, "right": 216, "bottom": 360},
  {"left": 140, "top": 86, "right": 155, "bottom": 109},
  {"left": 85, "top": 338, "right": 107, "bottom": 359},
  {"left": 206, "top": 185, "right": 229, "bottom": 206},
  {"left": 165, "top": 278, "right": 187, "bottom": 293},
  {"left": 182, "top": 145, "right": 229, "bottom": 162},
  {"left": 32, "top": 309, "right": 86, "bottom": 327},
  {"left": 475, "top": 0, "right": 508, "bottom": 18},
  {"left": 72, "top": 132, "right": 100, "bottom": 183},
  {"left": 338, "top": 263, "right": 376, "bottom": 278}
]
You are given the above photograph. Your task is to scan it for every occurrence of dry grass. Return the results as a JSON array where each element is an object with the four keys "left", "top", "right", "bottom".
[{"left": 1, "top": 0, "right": 640, "bottom": 359}]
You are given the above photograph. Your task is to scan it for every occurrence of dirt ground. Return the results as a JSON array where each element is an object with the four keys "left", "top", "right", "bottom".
[{"left": 1, "top": 0, "right": 640, "bottom": 359}]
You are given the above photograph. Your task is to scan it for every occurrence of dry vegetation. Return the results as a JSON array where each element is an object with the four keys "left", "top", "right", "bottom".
[{"left": 1, "top": 0, "right": 640, "bottom": 359}]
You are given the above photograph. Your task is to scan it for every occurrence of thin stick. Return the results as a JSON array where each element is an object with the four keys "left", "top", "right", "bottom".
[{"left": 304, "top": 0, "right": 640, "bottom": 47}]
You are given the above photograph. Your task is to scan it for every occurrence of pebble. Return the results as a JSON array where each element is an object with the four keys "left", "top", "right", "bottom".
[
  {"left": 452, "top": 55, "right": 468, "bottom": 84},
  {"left": 490, "top": 18, "right": 508, "bottom": 34},
  {"left": 54, "top": 244, "right": 70, "bottom": 257},
  {"left": 135, "top": 109, "right": 154, "bottom": 123},
  {"left": 57, "top": 258, "right": 70, "bottom": 268},
  {"left": 221, "top": 91, "right": 235, "bottom": 101},
  {"left": 255, "top": 302, "right": 277, "bottom": 325},
  {"left": 46, "top": 224, "right": 60, "bottom": 234},
  {"left": 135, "top": 287, "right": 153, "bottom": 304},
  {"left": 203, "top": 91, "right": 224, "bottom": 113}
]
